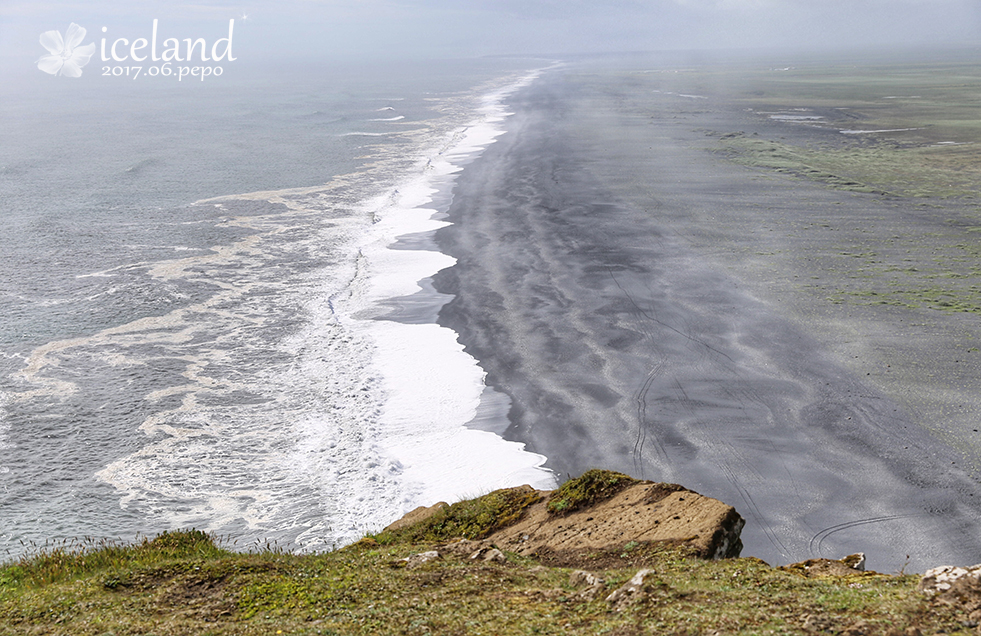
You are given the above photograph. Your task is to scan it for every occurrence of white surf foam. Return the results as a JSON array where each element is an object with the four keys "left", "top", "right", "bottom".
[
  {"left": 341, "top": 131, "right": 396, "bottom": 137},
  {"left": 840, "top": 128, "right": 924, "bottom": 135},
  {"left": 13, "top": 66, "right": 557, "bottom": 553},
  {"left": 338, "top": 69, "right": 558, "bottom": 519},
  {"left": 769, "top": 114, "right": 824, "bottom": 121},
  {"left": 0, "top": 393, "right": 10, "bottom": 475}
]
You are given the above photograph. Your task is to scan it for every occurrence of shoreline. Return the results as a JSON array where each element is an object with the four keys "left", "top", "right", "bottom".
[
  {"left": 433, "top": 56, "right": 981, "bottom": 571},
  {"left": 0, "top": 59, "right": 557, "bottom": 559},
  {"left": 360, "top": 67, "right": 558, "bottom": 516}
]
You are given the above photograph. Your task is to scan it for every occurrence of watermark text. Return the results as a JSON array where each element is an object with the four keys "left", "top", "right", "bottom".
[
  {"left": 100, "top": 19, "right": 235, "bottom": 64},
  {"left": 37, "top": 19, "right": 237, "bottom": 80},
  {"left": 101, "top": 64, "right": 224, "bottom": 81}
]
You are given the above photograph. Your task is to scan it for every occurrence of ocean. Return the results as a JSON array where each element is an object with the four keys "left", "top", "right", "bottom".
[{"left": 0, "top": 57, "right": 557, "bottom": 558}]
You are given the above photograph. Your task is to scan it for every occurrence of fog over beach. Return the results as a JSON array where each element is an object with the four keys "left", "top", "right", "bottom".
[
  {"left": 434, "top": 55, "right": 981, "bottom": 570},
  {"left": 3, "top": 0, "right": 981, "bottom": 572}
]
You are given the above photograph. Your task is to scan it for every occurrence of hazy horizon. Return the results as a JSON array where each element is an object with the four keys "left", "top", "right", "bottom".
[{"left": 1, "top": 0, "right": 979, "bottom": 72}]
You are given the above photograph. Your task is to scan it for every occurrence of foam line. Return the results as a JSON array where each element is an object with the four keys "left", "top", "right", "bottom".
[{"left": 342, "top": 68, "right": 560, "bottom": 517}]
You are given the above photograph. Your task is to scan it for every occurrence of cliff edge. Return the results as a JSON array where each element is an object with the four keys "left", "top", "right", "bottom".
[{"left": 384, "top": 471, "right": 744, "bottom": 561}]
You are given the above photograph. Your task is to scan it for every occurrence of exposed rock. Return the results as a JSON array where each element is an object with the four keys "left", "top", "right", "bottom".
[
  {"left": 575, "top": 586, "right": 605, "bottom": 602},
  {"left": 439, "top": 539, "right": 485, "bottom": 558},
  {"left": 917, "top": 563, "right": 981, "bottom": 623},
  {"left": 436, "top": 540, "right": 502, "bottom": 562},
  {"left": 384, "top": 502, "right": 449, "bottom": 533},
  {"left": 379, "top": 474, "right": 744, "bottom": 564},
  {"left": 401, "top": 550, "right": 441, "bottom": 569},
  {"left": 569, "top": 570, "right": 605, "bottom": 588},
  {"left": 606, "top": 569, "right": 657, "bottom": 609},
  {"left": 919, "top": 564, "right": 981, "bottom": 597},
  {"left": 841, "top": 553, "right": 866, "bottom": 571},
  {"left": 569, "top": 570, "right": 606, "bottom": 601},
  {"left": 485, "top": 481, "right": 744, "bottom": 559},
  {"left": 780, "top": 554, "right": 875, "bottom": 578},
  {"left": 473, "top": 547, "right": 507, "bottom": 563}
]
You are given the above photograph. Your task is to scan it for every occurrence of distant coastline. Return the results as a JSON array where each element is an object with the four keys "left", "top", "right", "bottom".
[{"left": 434, "top": 52, "right": 981, "bottom": 572}]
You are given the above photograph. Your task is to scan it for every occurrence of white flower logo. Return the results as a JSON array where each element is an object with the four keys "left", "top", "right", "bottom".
[{"left": 37, "top": 23, "right": 96, "bottom": 77}]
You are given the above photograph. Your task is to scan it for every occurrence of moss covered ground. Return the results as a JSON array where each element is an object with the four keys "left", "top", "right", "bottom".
[
  {"left": 546, "top": 469, "right": 638, "bottom": 515},
  {"left": 714, "top": 60, "right": 981, "bottom": 201},
  {"left": 0, "top": 502, "right": 975, "bottom": 634},
  {"left": 702, "top": 58, "right": 981, "bottom": 321}
]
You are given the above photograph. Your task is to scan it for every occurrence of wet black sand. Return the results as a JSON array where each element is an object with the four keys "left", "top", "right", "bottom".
[{"left": 433, "top": 57, "right": 981, "bottom": 571}]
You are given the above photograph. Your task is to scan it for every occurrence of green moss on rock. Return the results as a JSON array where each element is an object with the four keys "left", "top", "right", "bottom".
[
  {"left": 371, "top": 485, "right": 543, "bottom": 544},
  {"left": 547, "top": 469, "right": 638, "bottom": 515}
]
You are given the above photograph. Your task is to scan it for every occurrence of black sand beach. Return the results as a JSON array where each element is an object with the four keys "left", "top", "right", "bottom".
[{"left": 434, "top": 56, "right": 981, "bottom": 571}]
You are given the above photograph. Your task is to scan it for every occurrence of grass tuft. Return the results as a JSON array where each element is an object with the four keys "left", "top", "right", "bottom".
[
  {"left": 1, "top": 529, "right": 228, "bottom": 588},
  {"left": 370, "top": 486, "right": 543, "bottom": 544},
  {"left": 547, "top": 469, "right": 638, "bottom": 515}
]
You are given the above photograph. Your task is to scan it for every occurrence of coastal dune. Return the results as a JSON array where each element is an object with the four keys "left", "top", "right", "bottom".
[{"left": 433, "top": 59, "right": 981, "bottom": 571}]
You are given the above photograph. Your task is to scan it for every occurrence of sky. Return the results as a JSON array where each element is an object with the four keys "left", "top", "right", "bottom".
[{"left": 1, "top": 0, "right": 980, "bottom": 69}]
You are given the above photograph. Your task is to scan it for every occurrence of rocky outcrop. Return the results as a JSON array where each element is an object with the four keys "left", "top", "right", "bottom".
[
  {"left": 402, "top": 539, "right": 508, "bottom": 565},
  {"left": 919, "top": 564, "right": 981, "bottom": 597},
  {"left": 779, "top": 553, "right": 873, "bottom": 578},
  {"left": 400, "top": 550, "right": 441, "bottom": 569},
  {"left": 568, "top": 570, "right": 606, "bottom": 600},
  {"left": 918, "top": 564, "right": 981, "bottom": 626},
  {"left": 383, "top": 474, "right": 745, "bottom": 561},
  {"left": 605, "top": 568, "right": 658, "bottom": 609},
  {"left": 485, "top": 481, "right": 744, "bottom": 560}
]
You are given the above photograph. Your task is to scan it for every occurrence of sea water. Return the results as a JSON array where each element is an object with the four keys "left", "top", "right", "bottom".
[{"left": 0, "top": 58, "right": 556, "bottom": 558}]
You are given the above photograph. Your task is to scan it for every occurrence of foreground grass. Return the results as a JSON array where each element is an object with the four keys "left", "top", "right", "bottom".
[{"left": 0, "top": 528, "right": 974, "bottom": 635}]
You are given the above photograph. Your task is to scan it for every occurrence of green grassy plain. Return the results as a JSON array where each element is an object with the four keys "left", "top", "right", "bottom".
[
  {"left": 716, "top": 61, "right": 981, "bottom": 200},
  {"left": 707, "top": 60, "right": 981, "bottom": 319}
]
